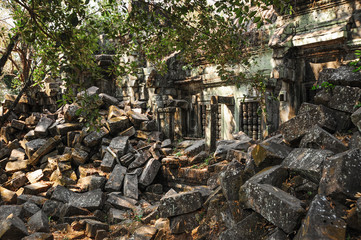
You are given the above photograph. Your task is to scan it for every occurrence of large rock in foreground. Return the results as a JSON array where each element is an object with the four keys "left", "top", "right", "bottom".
[
  {"left": 319, "top": 149, "right": 361, "bottom": 203},
  {"left": 294, "top": 195, "right": 346, "bottom": 240},
  {"left": 158, "top": 191, "right": 203, "bottom": 218}
]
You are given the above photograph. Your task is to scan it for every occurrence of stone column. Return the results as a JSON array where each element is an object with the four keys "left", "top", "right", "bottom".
[
  {"left": 205, "top": 96, "right": 218, "bottom": 151},
  {"left": 157, "top": 107, "right": 176, "bottom": 141}
]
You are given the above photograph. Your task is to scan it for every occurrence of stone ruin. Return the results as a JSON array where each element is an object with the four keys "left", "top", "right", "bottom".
[{"left": 2, "top": 0, "right": 361, "bottom": 240}]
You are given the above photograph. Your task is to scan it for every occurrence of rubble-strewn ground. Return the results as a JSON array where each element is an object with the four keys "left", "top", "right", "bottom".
[{"left": 2, "top": 67, "right": 361, "bottom": 239}]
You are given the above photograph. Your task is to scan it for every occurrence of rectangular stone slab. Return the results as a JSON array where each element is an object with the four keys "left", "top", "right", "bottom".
[{"left": 244, "top": 183, "right": 305, "bottom": 234}]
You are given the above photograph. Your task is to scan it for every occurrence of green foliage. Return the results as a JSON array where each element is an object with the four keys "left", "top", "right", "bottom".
[
  {"left": 350, "top": 49, "right": 361, "bottom": 72},
  {"left": 311, "top": 81, "right": 335, "bottom": 92},
  {"left": 134, "top": 214, "right": 143, "bottom": 222},
  {"left": 1, "top": 0, "right": 292, "bottom": 127}
]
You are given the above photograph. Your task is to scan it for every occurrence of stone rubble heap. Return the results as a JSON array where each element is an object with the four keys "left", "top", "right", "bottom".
[
  {"left": 0, "top": 85, "right": 212, "bottom": 240},
  {"left": 1, "top": 67, "right": 361, "bottom": 239}
]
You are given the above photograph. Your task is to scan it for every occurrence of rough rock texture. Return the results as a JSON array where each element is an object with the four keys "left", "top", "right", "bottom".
[
  {"left": 219, "top": 212, "right": 269, "bottom": 240},
  {"left": 319, "top": 149, "right": 361, "bottom": 202},
  {"left": 299, "top": 125, "right": 347, "bottom": 153},
  {"left": 27, "top": 210, "right": 50, "bottom": 233},
  {"left": 251, "top": 141, "right": 292, "bottom": 168},
  {"left": 280, "top": 104, "right": 337, "bottom": 143},
  {"left": 0, "top": 214, "right": 29, "bottom": 240},
  {"left": 294, "top": 195, "right": 346, "bottom": 240},
  {"left": 139, "top": 159, "right": 161, "bottom": 187},
  {"left": 282, "top": 148, "right": 334, "bottom": 183},
  {"left": 158, "top": 191, "right": 203, "bottom": 218}
]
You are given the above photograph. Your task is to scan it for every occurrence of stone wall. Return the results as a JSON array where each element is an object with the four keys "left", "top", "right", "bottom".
[{"left": 97, "top": 0, "right": 361, "bottom": 150}]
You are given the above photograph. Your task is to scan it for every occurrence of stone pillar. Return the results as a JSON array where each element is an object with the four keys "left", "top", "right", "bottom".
[
  {"left": 157, "top": 107, "right": 176, "bottom": 141},
  {"left": 205, "top": 96, "right": 218, "bottom": 151}
]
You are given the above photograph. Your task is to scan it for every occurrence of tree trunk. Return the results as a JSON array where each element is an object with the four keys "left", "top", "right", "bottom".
[
  {"left": 0, "top": 74, "right": 32, "bottom": 128},
  {"left": 0, "top": 33, "right": 20, "bottom": 77}
]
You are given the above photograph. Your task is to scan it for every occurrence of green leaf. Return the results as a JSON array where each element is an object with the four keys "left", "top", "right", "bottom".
[
  {"left": 249, "top": 11, "right": 257, "bottom": 18},
  {"left": 253, "top": 17, "right": 261, "bottom": 23}
]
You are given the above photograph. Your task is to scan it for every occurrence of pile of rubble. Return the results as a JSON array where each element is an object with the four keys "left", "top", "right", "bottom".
[
  {"left": 2, "top": 67, "right": 361, "bottom": 240},
  {"left": 0, "top": 85, "right": 217, "bottom": 239}
]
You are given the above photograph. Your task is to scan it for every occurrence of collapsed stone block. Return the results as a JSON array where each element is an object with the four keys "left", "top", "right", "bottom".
[
  {"left": 239, "top": 166, "right": 305, "bottom": 233},
  {"left": 252, "top": 141, "right": 292, "bottom": 168},
  {"left": 27, "top": 210, "right": 50, "bottom": 233},
  {"left": 25, "top": 139, "right": 47, "bottom": 159},
  {"left": 100, "top": 152, "right": 116, "bottom": 172},
  {"left": 280, "top": 104, "right": 337, "bottom": 144},
  {"left": 84, "top": 219, "right": 109, "bottom": 238},
  {"left": 328, "top": 85, "right": 361, "bottom": 113},
  {"left": 282, "top": 148, "right": 334, "bottom": 183},
  {"left": 158, "top": 191, "right": 202, "bottom": 218},
  {"left": 214, "top": 140, "right": 252, "bottom": 160},
  {"left": 0, "top": 214, "right": 29, "bottom": 240},
  {"left": 127, "top": 110, "right": 149, "bottom": 127},
  {"left": 34, "top": 117, "right": 54, "bottom": 137},
  {"left": 56, "top": 123, "right": 82, "bottom": 135},
  {"left": 169, "top": 212, "right": 199, "bottom": 234},
  {"left": 106, "top": 194, "right": 136, "bottom": 211},
  {"left": 299, "top": 125, "right": 347, "bottom": 153},
  {"left": 30, "top": 136, "right": 60, "bottom": 165},
  {"left": 139, "top": 159, "right": 161, "bottom": 187},
  {"left": 83, "top": 127, "right": 109, "bottom": 147},
  {"left": 124, "top": 174, "right": 138, "bottom": 200},
  {"left": 219, "top": 212, "right": 269, "bottom": 240},
  {"left": 105, "top": 164, "right": 127, "bottom": 192},
  {"left": 294, "top": 195, "right": 346, "bottom": 240},
  {"left": 109, "top": 136, "right": 129, "bottom": 158},
  {"left": 219, "top": 160, "right": 244, "bottom": 202},
  {"left": 319, "top": 148, "right": 361, "bottom": 202},
  {"left": 106, "top": 116, "right": 130, "bottom": 134},
  {"left": 184, "top": 140, "right": 205, "bottom": 157}
]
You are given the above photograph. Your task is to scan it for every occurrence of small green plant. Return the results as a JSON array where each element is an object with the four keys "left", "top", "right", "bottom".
[
  {"left": 134, "top": 214, "right": 143, "bottom": 222},
  {"left": 175, "top": 151, "right": 182, "bottom": 157},
  {"left": 354, "top": 101, "right": 361, "bottom": 109},
  {"left": 307, "top": 191, "right": 313, "bottom": 196},
  {"left": 350, "top": 49, "right": 361, "bottom": 72},
  {"left": 311, "top": 81, "right": 335, "bottom": 92}
]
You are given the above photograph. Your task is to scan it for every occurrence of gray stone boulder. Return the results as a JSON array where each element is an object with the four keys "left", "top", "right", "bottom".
[
  {"left": 294, "top": 195, "right": 346, "bottom": 240},
  {"left": 239, "top": 166, "right": 305, "bottom": 233},
  {"left": 169, "top": 212, "right": 199, "bottom": 234},
  {"left": 34, "top": 117, "right": 54, "bottom": 137},
  {"left": 219, "top": 212, "right": 269, "bottom": 240},
  {"left": 123, "top": 174, "right": 138, "bottom": 200},
  {"left": 282, "top": 148, "right": 334, "bottom": 183},
  {"left": 0, "top": 214, "right": 29, "bottom": 240},
  {"left": 280, "top": 103, "right": 337, "bottom": 144},
  {"left": 105, "top": 164, "right": 127, "bottom": 192},
  {"left": 219, "top": 160, "right": 244, "bottom": 202},
  {"left": 158, "top": 191, "right": 203, "bottom": 218},
  {"left": 27, "top": 210, "right": 50, "bottom": 233},
  {"left": 251, "top": 141, "right": 292, "bottom": 169},
  {"left": 319, "top": 148, "right": 361, "bottom": 202},
  {"left": 0, "top": 205, "right": 23, "bottom": 221},
  {"left": 318, "top": 65, "right": 361, "bottom": 88},
  {"left": 214, "top": 139, "right": 252, "bottom": 160},
  {"left": 349, "top": 131, "right": 361, "bottom": 149},
  {"left": 183, "top": 140, "right": 205, "bottom": 157},
  {"left": 133, "top": 226, "right": 157, "bottom": 240},
  {"left": 83, "top": 127, "right": 109, "bottom": 147},
  {"left": 139, "top": 159, "right": 161, "bottom": 187},
  {"left": 299, "top": 125, "right": 347, "bottom": 153},
  {"left": 328, "top": 85, "right": 361, "bottom": 113}
]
